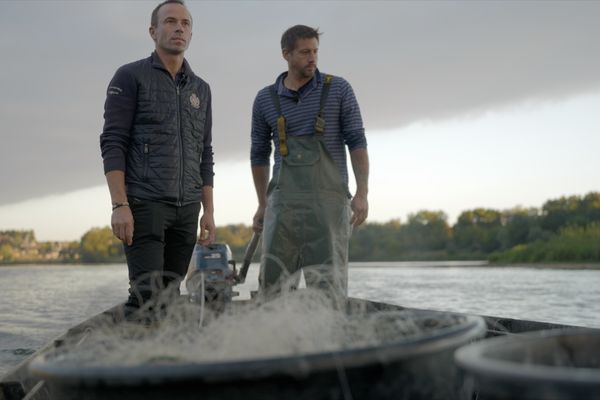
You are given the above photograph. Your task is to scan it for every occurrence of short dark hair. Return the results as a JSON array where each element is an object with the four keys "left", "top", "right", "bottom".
[
  {"left": 151, "top": 0, "right": 187, "bottom": 27},
  {"left": 281, "top": 25, "right": 321, "bottom": 51}
]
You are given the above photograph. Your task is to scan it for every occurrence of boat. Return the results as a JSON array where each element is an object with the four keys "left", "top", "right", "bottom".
[{"left": 0, "top": 296, "right": 598, "bottom": 400}]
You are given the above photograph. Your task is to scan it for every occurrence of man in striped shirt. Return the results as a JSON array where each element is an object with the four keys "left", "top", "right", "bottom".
[{"left": 250, "top": 25, "right": 369, "bottom": 299}]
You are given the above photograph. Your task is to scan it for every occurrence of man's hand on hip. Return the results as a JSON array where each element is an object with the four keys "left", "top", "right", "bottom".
[{"left": 112, "top": 207, "right": 134, "bottom": 246}]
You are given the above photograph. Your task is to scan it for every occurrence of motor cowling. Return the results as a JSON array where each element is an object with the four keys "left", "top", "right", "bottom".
[{"left": 186, "top": 243, "right": 237, "bottom": 306}]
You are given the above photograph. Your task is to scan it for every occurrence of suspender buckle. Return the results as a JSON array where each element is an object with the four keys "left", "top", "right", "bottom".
[
  {"left": 315, "top": 115, "right": 326, "bottom": 134},
  {"left": 277, "top": 115, "right": 288, "bottom": 156},
  {"left": 315, "top": 75, "right": 333, "bottom": 135},
  {"left": 269, "top": 75, "right": 333, "bottom": 156}
]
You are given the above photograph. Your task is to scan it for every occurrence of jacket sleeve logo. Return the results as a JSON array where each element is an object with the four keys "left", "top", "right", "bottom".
[
  {"left": 107, "top": 86, "right": 122, "bottom": 95},
  {"left": 190, "top": 93, "right": 201, "bottom": 109}
]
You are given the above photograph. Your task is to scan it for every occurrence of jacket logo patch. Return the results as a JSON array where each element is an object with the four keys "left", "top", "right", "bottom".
[
  {"left": 107, "top": 86, "right": 122, "bottom": 95},
  {"left": 190, "top": 93, "right": 201, "bottom": 109}
]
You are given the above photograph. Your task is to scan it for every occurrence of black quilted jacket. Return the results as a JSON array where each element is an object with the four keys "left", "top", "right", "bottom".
[{"left": 100, "top": 52, "right": 213, "bottom": 206}]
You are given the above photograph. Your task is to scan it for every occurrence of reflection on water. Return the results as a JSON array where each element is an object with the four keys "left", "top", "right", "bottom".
[{"left": 1, "top": 262, "right": 599, "bottom": 376}]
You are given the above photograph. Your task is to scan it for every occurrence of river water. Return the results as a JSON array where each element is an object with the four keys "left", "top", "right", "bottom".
[{"left": 1, "top": 262, "right": 599, "bottom": 376}]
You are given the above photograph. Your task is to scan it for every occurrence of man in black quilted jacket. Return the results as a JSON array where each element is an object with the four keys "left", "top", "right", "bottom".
[{"left": 100, "top": 0, "right": 215, "bottom": 316}]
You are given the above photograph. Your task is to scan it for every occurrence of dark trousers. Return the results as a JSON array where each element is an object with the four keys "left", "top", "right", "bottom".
[{"left": 124, "top": 198, "right": 201, "bottom": 310}]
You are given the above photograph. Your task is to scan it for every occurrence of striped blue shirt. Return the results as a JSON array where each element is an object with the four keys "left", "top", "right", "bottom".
[{"left": 251, "top": 70, "right": 366, "bottom": 184}]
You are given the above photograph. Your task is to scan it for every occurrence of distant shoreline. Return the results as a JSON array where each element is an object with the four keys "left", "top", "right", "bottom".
[
  {"left": 490, "top": 262, "right": 600, "bottom": 270},
  {"left": 350, "top": 261, "right": 600, "bottom": 269},
  {"left": 340, "top": 261, "right": 600, "bottom": 270},
  {"left": 3, "top": 261, "right": 600, "bottom": 270}
]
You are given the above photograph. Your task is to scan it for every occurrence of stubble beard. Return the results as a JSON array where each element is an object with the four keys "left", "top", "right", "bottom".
[{"left": 301, "top": 65, "right": 316, "bottom": 79}]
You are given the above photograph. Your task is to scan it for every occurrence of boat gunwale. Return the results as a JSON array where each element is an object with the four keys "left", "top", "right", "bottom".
[{"left": 27, "top": 307, "right": 486, "bottom": 385}]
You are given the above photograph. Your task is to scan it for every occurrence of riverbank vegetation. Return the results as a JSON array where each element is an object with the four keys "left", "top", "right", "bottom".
[
  {"left": 1, "top": 192, "right": 599, "bottom": 264},
  {"left": 489, "top": 222, "right": 600, "bottom": 263}
]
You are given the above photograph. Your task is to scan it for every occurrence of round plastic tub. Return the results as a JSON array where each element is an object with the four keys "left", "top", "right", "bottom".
[{"left": 455, "top": 328, "right": 600, "bottom": 400}]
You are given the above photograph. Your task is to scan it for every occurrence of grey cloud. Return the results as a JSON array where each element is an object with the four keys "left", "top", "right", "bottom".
[{"left": 1, "top": 1, "right": 599, "bottom": 205}]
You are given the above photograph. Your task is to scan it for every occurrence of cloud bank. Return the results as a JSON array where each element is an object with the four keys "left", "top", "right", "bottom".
[{"left": 1, "top": 1, "right": 599, "bottom": 205}]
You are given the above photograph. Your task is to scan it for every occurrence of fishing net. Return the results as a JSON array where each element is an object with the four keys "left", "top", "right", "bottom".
[{"left": 46, "top": 277, "right": 465, "bottom": 367}]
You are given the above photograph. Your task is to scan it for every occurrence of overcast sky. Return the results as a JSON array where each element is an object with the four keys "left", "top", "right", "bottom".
[{"left": 1, "top": 1, "right": 600, "bottom": 240}]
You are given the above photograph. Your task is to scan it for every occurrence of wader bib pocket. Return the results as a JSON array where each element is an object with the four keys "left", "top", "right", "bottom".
[{"left": 277, "top": 137, "right": 321, "bottom": 193}]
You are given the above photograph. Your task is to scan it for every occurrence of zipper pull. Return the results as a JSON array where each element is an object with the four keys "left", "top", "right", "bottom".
[{"left": 144, "top": 143, "right": 149, "bottom": 153}]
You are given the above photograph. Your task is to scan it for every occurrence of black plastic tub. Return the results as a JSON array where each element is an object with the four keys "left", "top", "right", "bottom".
[
  {"left": 28, "top": 301, "right": 485, "bottom": 400},
  {"left": 455, "top": 328, "right": 600, "bottom": 400}
]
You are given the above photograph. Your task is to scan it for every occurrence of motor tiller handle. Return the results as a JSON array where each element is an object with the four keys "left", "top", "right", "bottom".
[{"left": 237, "top": 232, "right": 261, "bottom": 284}]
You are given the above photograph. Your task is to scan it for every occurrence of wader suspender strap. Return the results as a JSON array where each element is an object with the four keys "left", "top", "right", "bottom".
[
  {"left": 270, "top": 75, "right": 333, "bottom": 157},
  {"left": 315, "top": 75, "right": 333, "bottom": 134},
  {"left": 270, "top": 86, "right": 289, "bottom": 157}
]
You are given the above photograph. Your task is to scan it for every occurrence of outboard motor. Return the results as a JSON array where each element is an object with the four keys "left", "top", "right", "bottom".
[{"left": 186, "top": 243, "right": 238, "bottom": 307}]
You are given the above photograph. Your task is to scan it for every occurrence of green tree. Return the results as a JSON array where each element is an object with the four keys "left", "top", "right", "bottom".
[
  {"left": 0, "top": 230, "right": 36, "bottom": 248},
  {"left": 497, "top": 207, "right": 541, "bottom": 250},
  {"left": 541, "top": 195, "right": 582, "bottom": 232},
  {"left": 80, "top": 227, "right": 124, "bottom": 263},
  {"left": 491, "top": 221, "right": 600, "bottom": 263},
  {"left": 453, "top": 208, "right": 502, "bottom": 253},
  {"left": 0, "top": 244, "right": 13, "bottom": 262},
  {"left": 350, "top": 220, "right": 405, "bottom": 261},
  {"left": 403, "top": 210, "right": 451, "bottom": 252},
  {"left": 581, "top": 192, "right": 600, "bottom": 222},
  {"left": 59, "top": 241, "right": 81, "bottom": 262},
  {"left": 215, "top": 224, "right": 255, "bottom": 261}
]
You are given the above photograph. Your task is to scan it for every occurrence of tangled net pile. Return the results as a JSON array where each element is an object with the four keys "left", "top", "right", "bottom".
[{"left": 47, "top": 287, "right": 465, "bottom": 367}]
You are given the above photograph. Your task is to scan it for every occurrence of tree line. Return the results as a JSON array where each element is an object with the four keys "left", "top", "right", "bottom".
[
  {"left": 1, "top": 192, "right": 599, "bottom": 264},
  {"left": 219, "top": 192, "right": 600, "bottom": 263},
  {"left": 349, "top": 192, "right": 600, "bottom": 262},
  {"left": 0, "top": 228, "right": 123, "bottom": 264}
]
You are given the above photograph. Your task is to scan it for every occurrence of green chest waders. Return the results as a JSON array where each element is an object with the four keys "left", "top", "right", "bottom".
[{"left": 259, "top": 76, "right": 352, "bottom": 300}]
